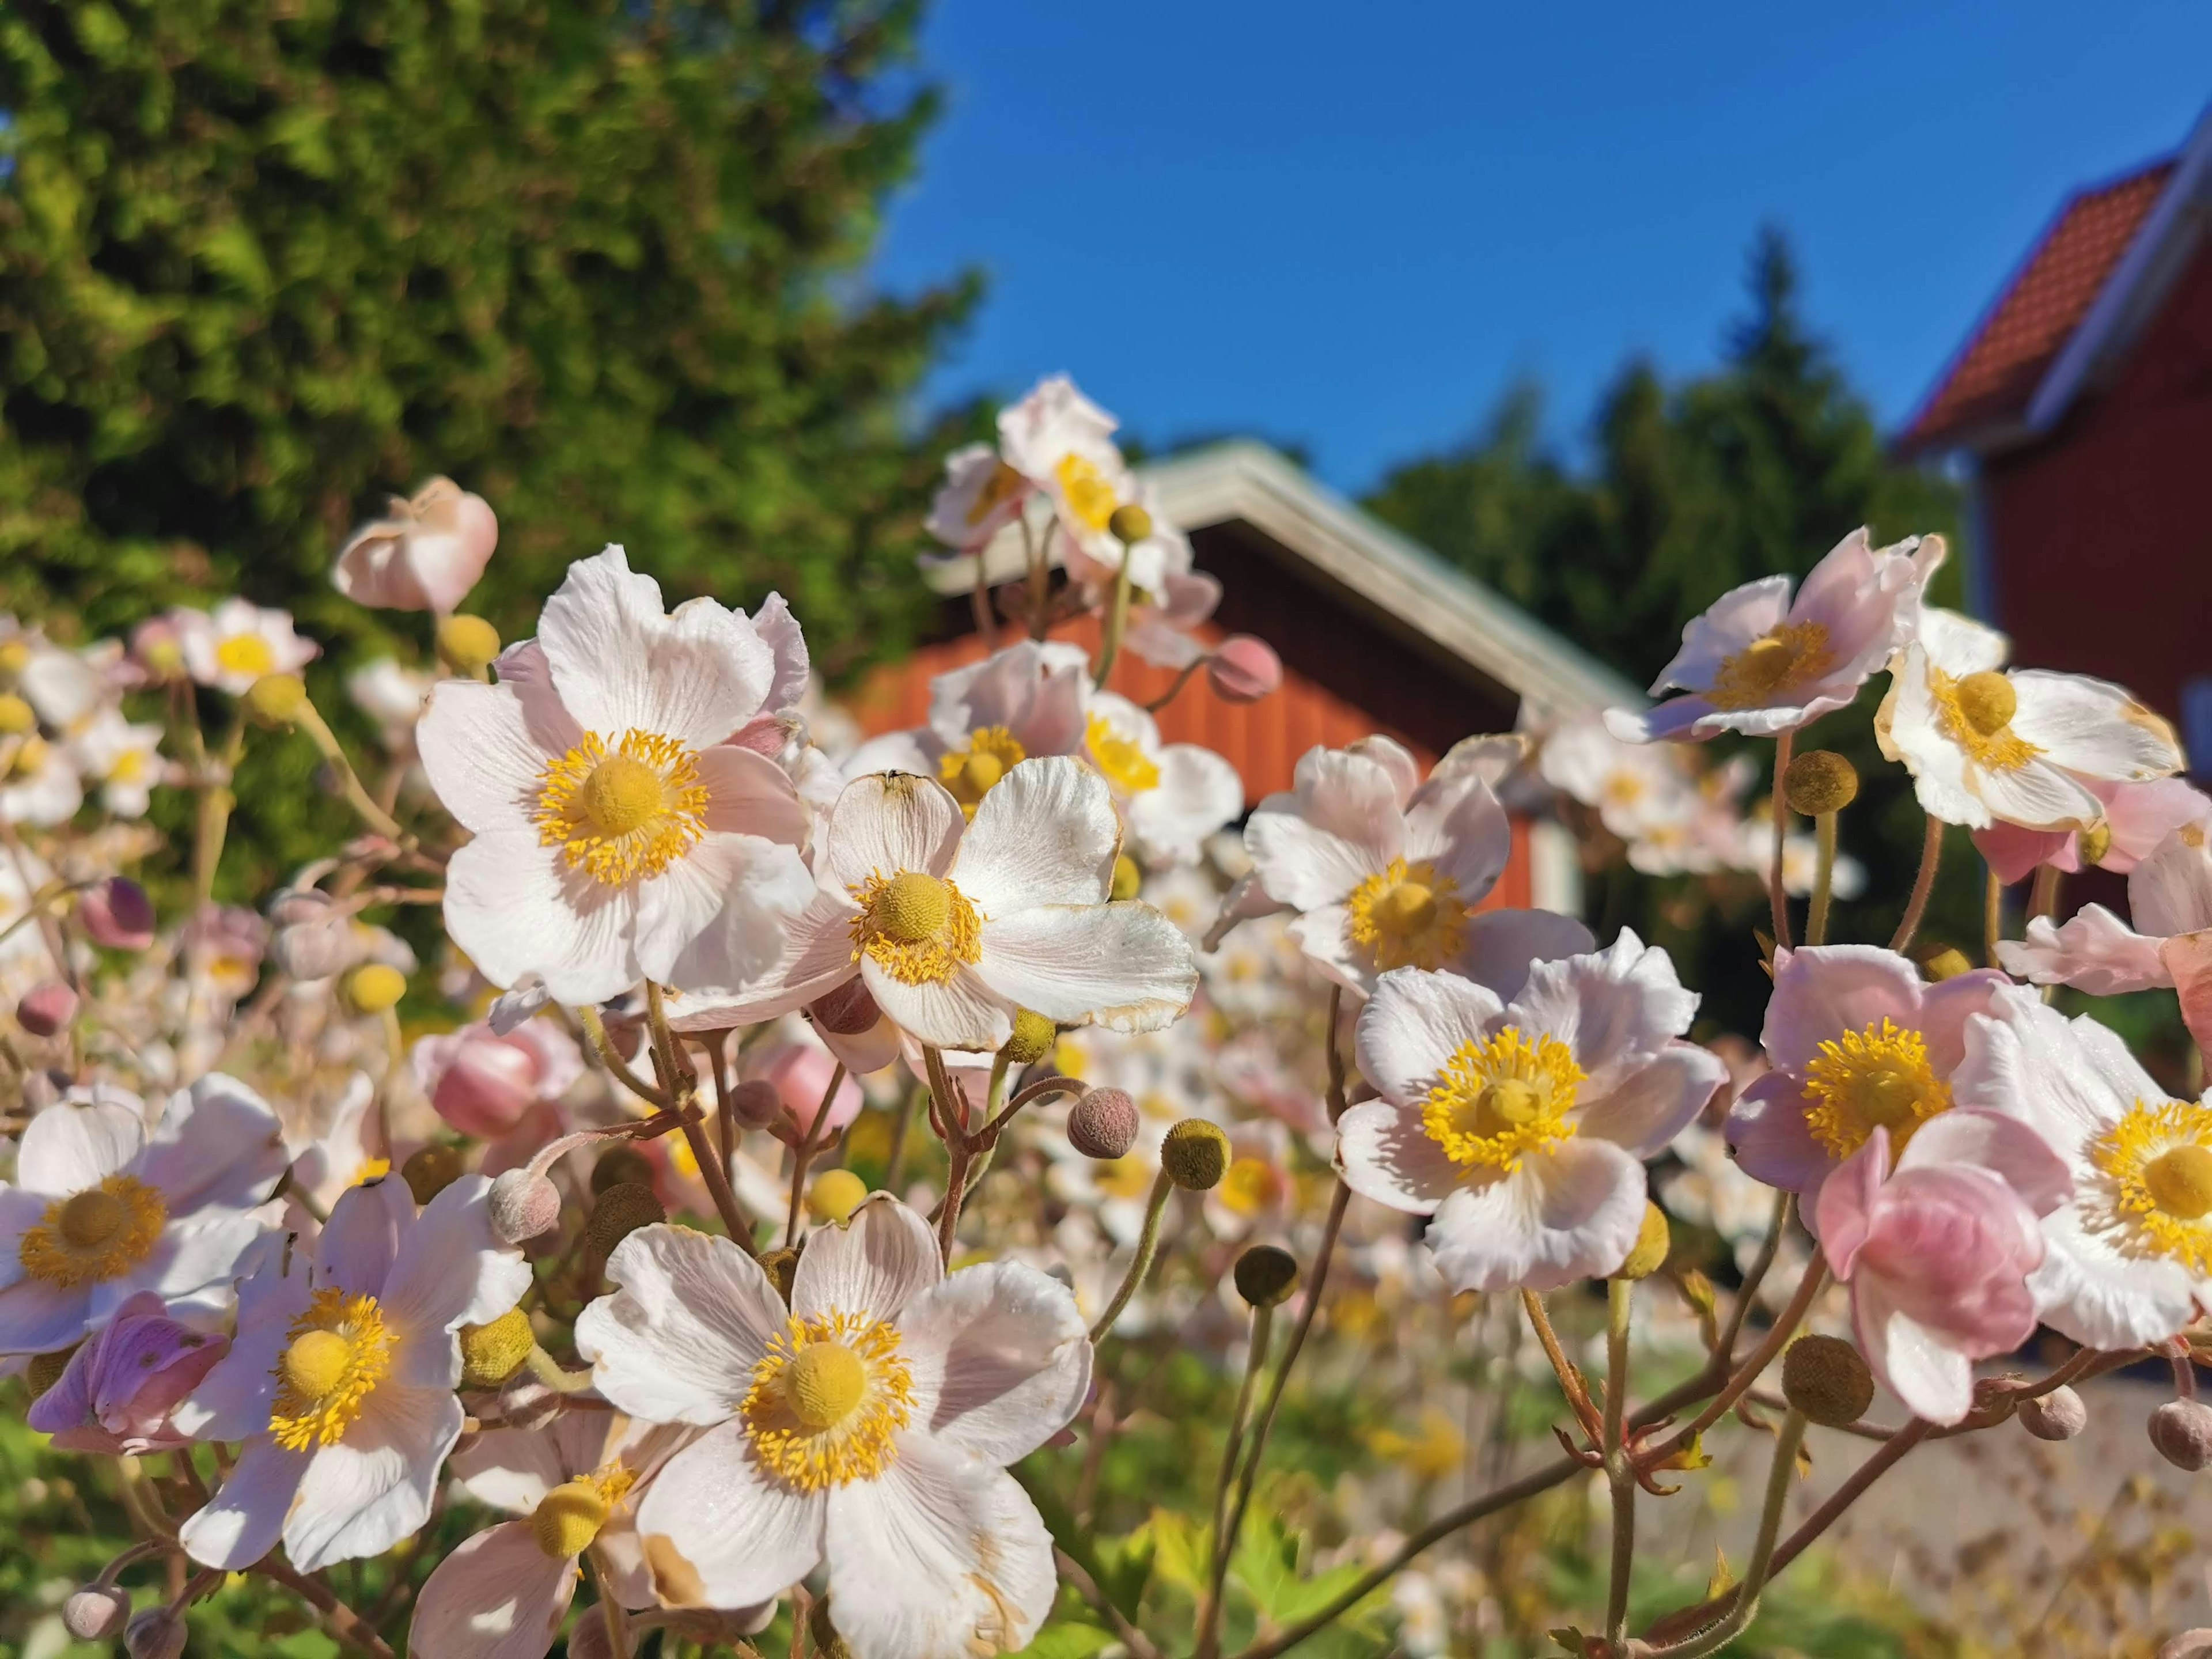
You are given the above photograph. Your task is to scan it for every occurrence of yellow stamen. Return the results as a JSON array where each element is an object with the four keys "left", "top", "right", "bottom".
[
  {"left": 966, "top": 460, "right": 1027, "bottom": 527},
  {"left": 1928, "top": 666, "right": 2040, "bottom": 772},
  {"left": 2091, "top": 1099, "right": 2212, "bottom": 1274},
  {"left": 1707, "top": 621, "right": 1836, "bottom": 711},
  {"left": 1054, "top": 454, "right": 1119, "bottom": 532},
  {"left": 1216, "top": 1156, "right": 1278, "bottom": 1217},
  {"left": 533, "top": 729, "right": 710, "bottom": 886},
  {"left": 938, "top": 726, "right": 1026, "bottom": 818},
  {"left": 1085, "top": 714, "right": 1160, "bottom": 794},
  {"left": 17, "top": 1176, "right": 166, "bottom": 1288},
  {"left": 1801, "top": 1018, "right": 1950, "bottom": 1160},
  {"left": 848, "top": 870, "right": 983, "bottom": 986},
  {"left": 530, "top": 1462, "right": 636, "bottom": 1559},
  {"left": 743, "top": 1311, "right": 914, "bottom": 1491},
  {"left": 1422, "top": 1027, "right": 1585, "bottom": 1172},
  {"left": 1346, "top": 857, "right": 1468, "bottom": 972},
  {"left": 268, "top": 1288, "right": 394, "bottom": 1450},
  {"left": 215, "top": 634, "right": 276, "bottom": 679}
]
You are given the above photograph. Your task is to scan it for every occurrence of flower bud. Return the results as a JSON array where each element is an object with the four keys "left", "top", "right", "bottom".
[
  {"left": 1782, "top": 749, "right": 1858, "bottom": 816},
  {"left": 1161, "top": 1119, "right": 1230, "bottom": 1191},
  {"left": 2078, "top": 820, "right": 2115, "bottom": 868},
  {"left": 270, "top": 910, "right": 358, "bottom": 982},
  {"left": 437, "top": 614, "right": 502, "bottom": 675},
  {"left": 2150, "top": 1398, "right": 2212, "bottom": 1471},
  {"left": 1110, "top": 854, "right": 1143, "bottom": 902},
  {"left": 1001, "top": 1007, "right": 1057, "bottom": 1067},
  {"left": 1613, "top": 1203, "right": 1671, "bottom": 1281},
  {"left": 80, "top": 877, "right": 156, "bottom": 951},
  {"left": 64, "top": 1583, "right": 131, "bottom": 1641},
  {"left": 402, "top": 1143, "right": 466, "bottom": 1205},
  {"left": 243, "top": 672, "right": 309, "bottom": 725},
  {"left": 16, "top": 981, "right": 77, "bottom": 1039},
  {"left": 2018, "top": 1385, "right": 2088, "bottom": 1442},
  {"left": 1233, "top": 1244, "right": 1300, "bottom": 1308},
  {"left": 1067, "top": 1088, "right": 1139, "bottom": 1160},
  {"left": 590, "top": 1145, "right": 657, "bottom": 1196},
  {"left": 126, "top": 1607, "right": 187, "bottom": 1659},
  {"left": 459, "top": 1306, "right": 536, "bottom": 1389},
  {"left": 759, "top": 1247, "right": 799, "bottom": 1302},
  {"left": 1921, "top": 946, "right": 1975, "bottom": 982},
  {"left": 0, "top": 693, "right": 35, "bottom": 735},
  {"left": 490, "top": 1169, "right": 563, "bottom": 1243},
  {"left": 1781, "top": 1334, "right": 1876, "bottom": 1427},
  {"left": 728, "top": 1077, "right": 785, "bottom": 1129},
  {"left": 1107, "top": 503, "right": 1153, "bottom": 546},
  {"left": 810, "top": 976, "right": 881, "bottom": 1036},
  {"left": 586, "top": 1182, "right": 665, "bottom": 1258},
  {"left": 1208, "top": 635, "right": 1283, "bottom": 705},
  {"left": 809, "top": 1169, "right": 869, "bottom": 1225},
  {"left": 346, "top": 961, "right": 408, "bottom": 1013}
]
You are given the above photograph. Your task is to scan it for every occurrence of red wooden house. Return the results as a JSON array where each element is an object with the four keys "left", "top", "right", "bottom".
[
  {"left": 851, "top": 440, "right": 1642, "bottom": 912},
  {"left": 1898, "top": 104, "right": 2212, "bottom": 770}
]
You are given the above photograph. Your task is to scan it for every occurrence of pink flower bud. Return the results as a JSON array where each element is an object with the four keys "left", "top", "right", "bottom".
[
  {"left": 16, "top": 981, "right": 77, "bottom": 1038},
  {"left": 413, "top": 1020, "right": 584, "bottom": 1139},
  {"left": 751, "top": 1043, "right": 863, "bottom": 1136},
  {"left": 26, "top": 1291, "right": 229, "bottom": 1455},
  {"left": 1207, "top": 635, "right": 1282, "bottom": 704},
  {"left": 566, "top": 1610, "right": 616, "bottom": 1659},
  {"left": 65, "top": 1584, "right": 131, "bottom": 1641},
  {"left": 489, "top": 1169, "right": 563, "bottom": 1243},
  {"left": 1068, "top": 1088, "right": 1139, "bottom": 1160},
  {"left": 728, "top": 1078, "right": 785, "bottom": 1128},
  {"left": 2018, "top": 1385, "right": 2088, "bottom": 1441},
  {"left": 2150, "top": 1399, "right": 2212, "bottom": 1471},
  {"left": 811, "top": 976, "right": 882, "bottom": 1036},
  {"left": 125, "top": 1607, "right": 187, "bottom": 1659},
  {"left": 270, "top": 912, "right": 359, "bottom": 982},
  {"left": 79, "top": 877, "right": 155, "bottom": 950}
]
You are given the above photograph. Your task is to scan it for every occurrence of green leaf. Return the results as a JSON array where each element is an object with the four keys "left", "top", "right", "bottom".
[{"left": 1014, "top": 1620, "right": 1118, "bottom": 1659}]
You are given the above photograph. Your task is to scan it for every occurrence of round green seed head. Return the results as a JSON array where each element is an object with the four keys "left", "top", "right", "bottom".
[
  {"left": 1783, "top": 749, "right": 1859, "bottom": 816},
  {"left": 590, "top": 1144, "right": 656, "bottom": 1196},
  {"left": 1161, "top": 1119, "right": 1230, "bottom": 1191},
  {"left": 1233, "top": 1244, "right": 1300, "bottom": 1308}
]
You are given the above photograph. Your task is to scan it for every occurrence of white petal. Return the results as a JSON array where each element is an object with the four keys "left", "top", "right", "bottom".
[
  {"left": 577, "top": 1224, "right": 779, "bottom": 1425},
  {"left": 2031, "top": 1199, "right": 2206, "bottom": 1351},
  {"left": 1997, "top": 907, "right": 2171, "bottom": 995},
  {"left": 698, "top": 745, "right": 810, "bottom": 846},
  {"left": 1853, "top": 1281, "right": 1974, "bottom": 1427},
  {"left": 632, "top": 1421, "right": 825, "bottom": 1606},
  {"left": 895, "top": 1262, "right": 1090, "bottom": 1464},
  {"left": 657, "top": 835, "right": 817, "bottom": 994},
  {"left": 1123, "top": 745, "right": 1244, "bottom": 867},
  {"left": 417, "top": 679, "right": 566, "bottom": 837},
  {"left": 752, "top": 592, "right": 812, "bottom": 714},
  {"left": 1450, "top": 910, "right": 1596, "bottom": 1006},
  {"left": 0, "top": 1277, "right": 93, "bottom": 1354},
  {"left": 450, "top": 1426, "right": 567, "bottom": 1515},
  {"left": 1573, "top": 1044, "right": 1728, "bottom": 1160},
  {"left": 173, "top": 1247, "right": 312, "bottom": 1441},
  {"left": 1505, "top": 929, "right": 1697, "bottom": 1077},
  {"left": 862, "top": 962, "right": 1014, "bottom": 1052},
  {"left": 136, "top": 1074, "right": 287, "bottom": 1215},
  {"left": 661, "top": 892, "right": 858, "bottom": 1031},
  {"left": 2131, "top": 828, "right": 2212, "bottom": 938},
  {"left": 1405, "top": 770, "right": 1510, "bottom": 901},
  {"left": 823, "top": 1438, "right": 1055, "bottom": 1659},
  {"left": 317, "top": 1176, "right": 413, "bottom": 1300},
  {"left": 1970, "top": 755, "right": 2104, "bottom": 834},
  {"left": 1244, "top": 750, "right": 1402, "bottom": 911},
  {"left": 1334, "top": 1100, "right": 1460, "bottom": 1217},
  {"left": 793, "top": 1196, "right": 942, "bottom": 1322},
  {"left": 1354, "top": 968, "right": 1505, "bottom": 1108},
  {"left": 1649, "top": 574, "right": 1792, "bottom": 694},
  {"left": 381, "top": 1176, "right": 531, "bottom": 1377},
  {"left": 1758, "top": 945, "right": 1926, "bottom": 1074},
  {"left": 2010, "top": 671, "right": 2183, "bottom": 781},
  {"left": 284, "top": 1384, "right": 461, "bottom": 1571},
  {"left": 181, "top": 1437, "right": 312, "bottom": 1569},
  {"left": 1423, "top": 1140, "right": 1647, "bottom": 1293},
  {"left": 407, "top": 1521, "right": 578, "bottom": 1659},
  {"left": 18, "top": 1091, "right": 144, "bottom": 1195},
  {"left": 445, "top": 831, "right": 643, "bottom": 1006},
  {"left": 826, "top": 773, "right": 967, "bottom": 891},
  {"left": 975, "top": 903, "right": 1196, "bottom": 1033},
  {"left": 953, "top": 756, "right": 1117, "bottom": 914}
]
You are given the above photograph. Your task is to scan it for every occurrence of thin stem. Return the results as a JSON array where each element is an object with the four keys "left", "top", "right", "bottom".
[
  {"left": 1806, "top": 810, "right": 1839, "bottom": 946},
  {"left": 526, "top": 1346, "right": 598, "bottom": 1393},
  {"left": 969, "top": 549, "right": 997, "bottom": 650},
  {"left": 252, "top": 1558, "right": 397, "bottom": 1659},
  {"left": 1603, "top": 1276, "right": 1636, "bottom": 1646},
  {"left": 1891, "top": 811, "right": 1945, "bottom": 953},
  {"left": 1984, "top": 862, "right": 2004, "bottom": 968},
  {"left": 703, "top": 1029, "right": 735, "bottom": 1192},
  {"left": 1195, "top": 1303, "right": 1277, "bottom": 1658},
  {"left": 784, "top": 1063, "right": 847, "bottom": 1247},
  {"left": 1143, "top": 655, "right": 1207, "bottom": 713},
  {"left": 1639, "top": 1251, "right": 1827, "bottom": 1474},
  {"left": 1088, "top": 1169, "right": 1175, "bottom": 1341},
  {"left": 578, "top": 1005, "right": 672, "bottom": 1109},
  {"left": 1647, "top": 1410, "right": 1806, "bottom": 1658},
  {"left": 1768, "top": 729, "right": 1795, "bottom": 950},
  {"left": 1323, "top": 983, "right": 1349, "bottom": 1121},
  {"left": 1715, "top": 1191, "right": 1793, "bottom": 1362},
  {"left": 641, "top": 986, "right": 755, "bottom": 1248},
  {"left": 294, "top": 698, "right": 406, "bottom": 841},
  {"left": 1093, "top": 553, "right": 1135, "bottom": 688},
  {"left": 2030, "top": 861, "right": 2064, "bottom": 923},
  {"left": 1520, "top": 1287, "right": 1602, "bottom": 1438},
  {"left": 1022, "top": 510, "right": 1051, "bottom": 643},
  {"left": 925, "top": 1046, "right": 976, "bottom": 1264},
  {"left": 1055, "top": 1548, "right": 1163, "bottom": 1659},
  {"left": 979, "top": 1073, "right": 1084, "bottom": 1142},
  {"left": 587, "top": 1548, "right": 630, "bottom": 1659}
]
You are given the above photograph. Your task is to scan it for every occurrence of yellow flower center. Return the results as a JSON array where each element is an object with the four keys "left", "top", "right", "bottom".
[
  {"left": 18, "top": 1176, "right": 167, "bottom": 1288},
  {"left": 1347, "top": 858, "right": 1468, "bottom": 972},
  {"left": 2090, "top": 1099, "right": 2212, "bottom": 1274},
  {"left": 1097, "top": 1154, "right": 1155, "bottom": 1202},
  {"left": 967, "top": 460, "right": 1027, "bottom": 526},
  {"left": 1217, "top": 1156, "right": 1278, "bottom": 1217},
  {"left": 743, "top": 1311, "right": 915, "bottom": 1491},
  {"left": 847, "top": 869, "right": 983, "bottom": 986},
  {"left": 1707, "top": 622, "right": 1836, "bottom": 711},
  {"left": 215, "top": 634, "right": 276, "bottom": 678},
  {"left": 533, "top": 729, "right": 710, "bottom": 886},
  {"left": 530, "top": 1463, "right": 637, "bottom": 1559},
  {"left": 11, "top": 735, "right": 50, "bottom": 776},
  {"left": 1928, "top": 666, "right": 2040, "bottom": 772},
  {"left": 268, "top": 1288, "right": 393, "bottom": 1450},
  {"left": 110, "top": 749, "right": 147, "bottom": 783},
  {"left": 1085, "top": 714, "right": 1160, "bottom": 794},
  {"left": 349, "top": 1157, "right": 392, "bottom": 1187},
  {"left": 1054, "top": 453, "right": 1120, "bottom": 532},
  {"left": 1422, "top": 1027, "right": 1585, "bottom": 1172},
  {"left": 938, "top": 726, "right": 1026, "bottom": 817},
  {"left": 1801, "top": 1018, "right": 1950, "bottom": 1160}
]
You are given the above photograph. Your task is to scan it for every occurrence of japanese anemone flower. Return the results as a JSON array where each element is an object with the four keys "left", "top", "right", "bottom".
[
  {"left": 1972, "top": 777, "right": 2210, "bottom": 886},
  {"left": 844, "top": 640, "right": 1092, "bottom": 820},
  {"left": 175, "top": 599, "right": 320, "bottom": 696},
  {"left": 1877, "top": 608, "right": 2183, "bottom": 831},
  {"left": 1816, "top": 1110, "right": 2066, "bottom": 1425},
  {"left": 1607, "top": 529, "right": 1943, "bottom": 742},
  {"left": 575, "top": 1198, "right": 1092, "bottom": 1659},
  {"left": 1998, "top": 821, "right": 2212, "bottom": 997},
  {"left": 1343, "top": 937, "right": 1726, "bottom": 1292},
  {"left": 1955, "top": 984, "right": 2212, "bottom": 1349},
  {"left": 662, "top": 757, "right": 1197, "bottom": 1054},
  {"left": 177, "top": 1175, "right": 530, "bottom": 1573},
  {"left": 416, "top": 546, "right": 815, "bottom": 1008},
  {"left": 1083, "top": 692, "right": 1243, "bottom": 868},
  {"left": 1241, "top": 737, "right": 1594, "bottom": 1002},
  {"left": 332, "top": 476, "right": 499, "bottom": 615},
  {"left": 409, "top": 1414, "right": 709, "bottom": 1659},
  {"left": 1724, "top": 944, "right": 2010, "bottom": 1207},
  {"left": 924, "top": 442, "right": 1032, "bottom": 554},
  {"left": 0, "top": 1077, "right": 288, "bottom": 1356}
]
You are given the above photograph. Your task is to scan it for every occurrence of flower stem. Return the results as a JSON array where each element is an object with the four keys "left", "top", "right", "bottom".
[
  {"left": 294, "top": 695, "right": 405, "bottom": 841},
  {"left": 1984, "top": 861, "right": 2004, "bottom": 967},
  {"left": 1088, "top": 1169, "right": 1175, "bottom": 1342},
  {"left": 578, "top": 1005, "right": 672, "bottom": 1109},
  {"left": 1603, "top": 1276, "right": 1637, "bottom": 1646},
  {"left": 1638, "top": 1251, "right": 1827, "bottom": 1475},
  {"left": 1195, "top": 1302, "right": 1276, "bottom": 1658},
  {"left": 1094, "top": 554, "right": 1135, "bottom": 689},
  {"left": 1768, "top": 729, "right": 1795, "bottom": 952},
  {"left": 1806, "top": 810, "right": 1839, "bottom": 946},
  {"left": 1521, "top": 1286, "right": 1603, "bottom": 1440},
  {"left": 1890, "top": 810, "right": 1944, "bottom": 953},
  {"left": 1647, "top": 1409, "right": 1806, "bottom": 1658},
  {"left": 642, "top": 983, "right": 755, "bottom": 1246}
]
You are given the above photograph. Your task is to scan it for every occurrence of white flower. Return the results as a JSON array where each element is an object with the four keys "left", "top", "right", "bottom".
[
  {"left": 1607, "top": 529, "right": 1942, "bottom": 741},
  {"left": 846, "top": 640, "right": 1093, "bottom": 820},
  {"left": 410, "top": 1414, "right": 713, "bottom": 1659},
  {"left": 0, "top": 1077, "right": 288, "bottom": 1355},
  {"left": 1955, "top": 984, "right": 2212, "bottom": 1349},
  {"left": 416, "top": 546, "right": 816, "bottom": 1007},
  {"left": 1539, "top": 714, "right": 1697, "bottom": 844},
  {"left": 177, "top": 1175, "right": 531, "bottom": 1572},
  {"left": 67, "top": 707, "right": 166, "bottom": 818},
  {"left": 0, "top": 730, "right": 82, "bottom": 826},
  {"left": 284, "top": 1073, "right": 389, "bottom": 1221},
  {"left": 0, "top": 619, "right": 105, "bottom": 726},
  {"left": 925, "top": 442, "right": 1032, "bottom": 552},
  {"left": 576, "top": 1199, "right": 1091, "bottom": 1659},
  {"left": 332, "top": 477, "right": 498, "bottom": 614},
  {"left": 1342, "top": 938, "right": 1726, "bottom": 1292},
  {"left": 1085, "top": 692, "right": 1242, "bottom": 868},
  {"left": 1999, "top": 823, "right": 2212, "bottom": 995},
  {"left": 175, "top": 600, "right": 320, "bottom": 696},
  {"left": 665, "top": 758, "right": 1197, "bottom": 1053},
  {"left": 1242, "top": 737, "right": 1593, "bottom": 1001},
  {"left": 346, "top": 660, "right": 434, "bottom": 753},
  {"left": 995, "top": 374, "right": 1134, "bottom": 564},
  {"left": 1877, "top": 609, "right": 2183, "bottom": 830}
]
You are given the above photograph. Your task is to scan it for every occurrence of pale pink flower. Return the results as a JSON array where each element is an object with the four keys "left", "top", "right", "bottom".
[
  {"left": 333, "top": 478, "right": 499, "bottom": 615},
  {"left": 844, "top": 639, "right": 1092, "bottom": 820},
  {"left": 1973, "top": 778, "right": 2211, "bottom": 885},
  {"left": 1725, "top": 944, "right": 2009, "bottom": 1203},
  {"left": 175, "top": 600, "right": 319, "bottom": 696},
  {"left": 743, "top": 1037, "right": 864, "bottom": 1138},
  {"left": 925, "top": 443, "right": 1032, "bottom": 552},
  {"left": 1085, "top": 691, "right": 1242, "bottom": 868},
  {"left": 1126, "top": 570, "right": 1224, "bottom": 672},
  {"left": 1999, "top": 823, "right": 2212, "bottom": 998},
  {"left": 1816, "top": 1110, "right": 2067, "bottom": 1424},
  {"left": 1607, "top": 530, "right": 1943, "bottom": 742},
  {"left": 412, "top": 1020, "right": 584, "bottom": 1141},
  {"left": 26, "top": 1289, "right": 229, "bottom": 1454}
]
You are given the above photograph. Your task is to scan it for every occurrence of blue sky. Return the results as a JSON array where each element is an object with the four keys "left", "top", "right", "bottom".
[{"left": 872, "top": 2, "right": 2212, "bottom": 493}]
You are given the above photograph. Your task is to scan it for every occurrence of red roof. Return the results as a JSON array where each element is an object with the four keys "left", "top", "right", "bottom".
[{"left": 1900, "top": 159, "right": 2176, "bottom": 453}]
